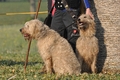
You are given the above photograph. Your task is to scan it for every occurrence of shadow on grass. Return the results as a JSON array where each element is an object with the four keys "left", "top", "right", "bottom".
[{"left": 0, "top": 59, "right": 43, "bottom": 66}]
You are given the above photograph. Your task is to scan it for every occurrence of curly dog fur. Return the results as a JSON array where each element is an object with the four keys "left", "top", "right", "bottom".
[
  {"left": 20, "top": 19, "right": 81, "bottom": 76},
  {"left": 76, "top": 14, "right": 99, "bottom": 73}
]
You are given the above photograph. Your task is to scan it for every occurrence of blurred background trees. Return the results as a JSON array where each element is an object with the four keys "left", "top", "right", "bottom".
[{"left": 29, "top": 0, "right": 36, "bottom": 19}]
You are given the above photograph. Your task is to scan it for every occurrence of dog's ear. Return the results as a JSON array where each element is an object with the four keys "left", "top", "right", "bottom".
[
  {"left": 28, "top": 20, "right": 40, "bottom": 38},
  {"left": 34, "top": 21, "right": 41, "bottom": 33}
]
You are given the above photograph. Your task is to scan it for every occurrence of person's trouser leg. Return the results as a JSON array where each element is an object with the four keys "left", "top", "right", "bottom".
[
  {"left": 51, "top": 10, "right": 66, "bottom": 37},
  {"left": 63, "top": 10, "right": 79, "bottom": 52}
]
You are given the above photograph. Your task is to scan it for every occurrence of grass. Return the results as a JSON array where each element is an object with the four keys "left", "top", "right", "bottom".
[
  {"left": 0, "top": 24, "right": 44, "bottom": 80},
  {"left": 0, "top": 1, "right": 120, "bottom": 80}
]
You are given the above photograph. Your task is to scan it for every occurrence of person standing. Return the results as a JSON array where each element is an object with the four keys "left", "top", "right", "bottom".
[{"left": 50, "top": 0, "right": 94, "bottom": 52}]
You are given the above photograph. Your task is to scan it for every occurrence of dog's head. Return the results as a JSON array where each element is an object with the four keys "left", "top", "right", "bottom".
[
  {"left": 77, "top": 14, "right": 95, "bottom": 31},
  {"left": 77, "top": 14, "right": 96, "bottom": 37},
  {"left": 20, "top": 19, "right": 47, "bottom": 40}
]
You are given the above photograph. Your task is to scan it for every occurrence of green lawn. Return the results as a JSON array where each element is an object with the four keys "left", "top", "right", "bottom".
[{"left": 0, "top": 1, "right": 120, "bottom": 80}]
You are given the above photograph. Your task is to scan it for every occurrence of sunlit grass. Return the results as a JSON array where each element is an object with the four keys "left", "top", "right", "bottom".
[{"left": 0, "top": 24, "right": 44, "bottom": 79}]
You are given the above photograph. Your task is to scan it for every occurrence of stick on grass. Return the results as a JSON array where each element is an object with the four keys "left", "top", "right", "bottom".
[{"left": 24, "top": 0, "right": 42, "bottom": 73}]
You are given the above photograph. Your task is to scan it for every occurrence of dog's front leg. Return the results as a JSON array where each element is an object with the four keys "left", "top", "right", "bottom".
[
  {"left": 45, "top": 56, "right": 53, "bottom": 74},
  {"left": 39, "top": 64, "right": 47, "bottom": 74},
  {"left": 76, "top": 50, "right": 82, "bottom": 72},
  {"left": 91, "top": 56, "right": 97, "bottom": 73}
]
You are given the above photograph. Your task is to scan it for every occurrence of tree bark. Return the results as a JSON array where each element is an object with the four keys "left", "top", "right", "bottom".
[{"left": 89, "top": 0, "right": 120, "bottom": 73}]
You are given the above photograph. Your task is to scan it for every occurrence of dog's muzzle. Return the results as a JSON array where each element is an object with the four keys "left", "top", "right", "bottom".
[
  {"left": 19, "top": 28, "right": 31, "bottom": 40},
  {"left": 77, "top": 19, "right": 84, "bottom": 26}
]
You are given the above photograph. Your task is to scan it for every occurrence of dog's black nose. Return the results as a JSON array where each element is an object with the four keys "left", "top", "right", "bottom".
[
  {"left": 78, "top": 18, "right": 80, "bottom": 22},
  {"left": 20, "top": 29, "right": 22, "bottom": 32}
]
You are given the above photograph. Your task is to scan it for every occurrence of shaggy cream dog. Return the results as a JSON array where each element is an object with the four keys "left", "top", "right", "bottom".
[
  {"left": 20, "top": 19, "right": 81, "bottom": 76},
  {"left": 76, "top": 14, "right": 99, "bottom": 73}
]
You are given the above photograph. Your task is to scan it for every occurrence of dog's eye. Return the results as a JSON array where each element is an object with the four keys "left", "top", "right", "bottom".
[
  {"left": 27, "top": 25, "right": 29, "bottom": 28},
  {"left": 25, "top": 25, "right": 29, "bottom": 28},
  {"left": 84, "top": 16, "right": 87, "bottom": 18}
]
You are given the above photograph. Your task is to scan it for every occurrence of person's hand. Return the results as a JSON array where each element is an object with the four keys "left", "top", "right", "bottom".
[{"left": 86, "top": 8, "right": 94, "bottom": 20}]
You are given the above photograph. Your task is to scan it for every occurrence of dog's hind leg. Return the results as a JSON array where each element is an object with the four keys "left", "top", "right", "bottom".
[{"left": 91, "top": 56, "right": 97, "bottom": 73}]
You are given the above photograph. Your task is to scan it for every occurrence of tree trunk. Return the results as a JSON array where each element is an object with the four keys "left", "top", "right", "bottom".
[
  {"left": 30, "top": 0, "right": 36, "bottom": 19},
  {"left": 89, "top": 0, "right": 120, "bottom": 73}
]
